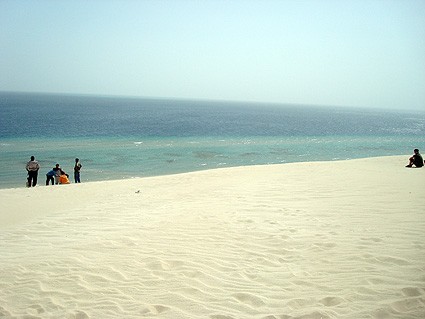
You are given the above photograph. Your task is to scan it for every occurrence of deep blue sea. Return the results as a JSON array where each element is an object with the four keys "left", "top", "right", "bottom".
[{"left": 1, "top": 92, "right": 424, "bottom": 189}]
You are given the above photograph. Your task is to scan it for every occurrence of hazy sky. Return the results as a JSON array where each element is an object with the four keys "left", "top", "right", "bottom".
[{"left": 1, "top": 0, "right": 424, "bottom": 110}]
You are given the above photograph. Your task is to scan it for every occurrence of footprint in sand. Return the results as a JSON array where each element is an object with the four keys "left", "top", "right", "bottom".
[
  {"left": 401, "top": 287, "right": 423, "bottom": 297},
  {"left": 312, "top": 242, "right": 337, "bottom": 250},
  {"left": 28, "top": 304, "right": 45, "bottom": 315},
  {"left": 210, "top": 315, "right": 235, "bottom": 319},
  {"left": 260, "top": 315, "right": 293, "bottom": 319},
  {"left": 74, "top": 311, "right": 90, "bottom": 319},
  {"left": 390, "top": 298, "right": 423, "bottom": 313},
  {"left": 360, "top": 237, "right": 383, "bottom": 243},
  {"left": 232, "top": 292, "right": 265, "bottom": 307},
  {"left": 140, "top": 305, "right": 171, "bottom": 315},
  {"left": 319, "top": 296, "right": 344, "bottom": 307},
  {"left": 0, "top": 306, "right": 11, "bottom": 317}
]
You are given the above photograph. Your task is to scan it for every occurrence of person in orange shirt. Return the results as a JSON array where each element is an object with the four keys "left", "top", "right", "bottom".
[{"left": 59, "top": 171, "right": 70, "bottom": 184}]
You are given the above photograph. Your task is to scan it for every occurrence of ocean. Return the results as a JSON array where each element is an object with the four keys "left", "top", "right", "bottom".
[{"left": 1, "top": 92, "right": 424, "bottom": 189}]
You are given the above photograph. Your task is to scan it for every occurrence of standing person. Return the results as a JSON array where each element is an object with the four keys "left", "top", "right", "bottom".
[
  {"left": 26, "top": 156, "right": 40, "bottom": 187},
  {"left": 74, "top": 158, "right": 82, "bottom": 183},
  {"left": 406, "top": 149, "right": 424, "bottom": 168}
]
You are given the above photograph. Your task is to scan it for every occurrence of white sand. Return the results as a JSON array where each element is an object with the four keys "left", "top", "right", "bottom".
[{"left": 0, "top": 156, "right": 424, "bottom": 319}]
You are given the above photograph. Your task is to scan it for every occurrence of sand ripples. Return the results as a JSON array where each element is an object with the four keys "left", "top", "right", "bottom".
[{"left": 1, "top": 157, "right": 424, "bottom": 318}]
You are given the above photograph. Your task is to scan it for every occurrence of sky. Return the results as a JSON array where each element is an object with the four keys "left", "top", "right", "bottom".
[{"left": 1, "top": 0, "right": 424, "bottom": 110}]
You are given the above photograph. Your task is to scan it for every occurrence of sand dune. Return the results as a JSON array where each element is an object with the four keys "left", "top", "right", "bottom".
[{"left": 0, "top": 156, "right": 424, "bottom": 318}]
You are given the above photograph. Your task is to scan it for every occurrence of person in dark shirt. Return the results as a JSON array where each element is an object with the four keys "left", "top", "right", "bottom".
[
  {"left": 406, "top": 149, "right": 424, "bottom": 168},
  {"left": 74, "top": 158, "right": 82, "bottom": 183}
]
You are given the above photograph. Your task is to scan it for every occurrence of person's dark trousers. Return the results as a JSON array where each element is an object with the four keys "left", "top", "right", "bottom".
[
  {"left": 46, "top": 175, "right": 54, "bottom": 185},
  {"left": 28, "top": 171, "right": 38, "bottom": 187},
  {"left": 74, "top": 172, "right": 81, "bottom": 183}
]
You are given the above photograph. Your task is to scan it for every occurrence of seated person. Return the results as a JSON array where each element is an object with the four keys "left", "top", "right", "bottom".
[{"left": 406, "top": 149, "right": 424, "bottom": 168}]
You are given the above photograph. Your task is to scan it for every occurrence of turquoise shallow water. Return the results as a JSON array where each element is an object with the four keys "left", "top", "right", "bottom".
[
  {"left": 0, "top": 135, "right": 422, "bottom": 189},
  {"left": 1, "top": 92, "right": 424, "bottom": 188}
]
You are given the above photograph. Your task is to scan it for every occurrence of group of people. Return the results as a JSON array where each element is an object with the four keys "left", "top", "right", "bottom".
[
  {"left": 25, "top": 156, "right": 82, "bottom": 187},
  {"left": 24, "top": 149, "right": 423, "bottom": 188}
]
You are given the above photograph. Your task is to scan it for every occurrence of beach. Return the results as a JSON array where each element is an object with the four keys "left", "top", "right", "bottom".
[{"left": 0, "top": 156, "right": 424, "bottom": 318}]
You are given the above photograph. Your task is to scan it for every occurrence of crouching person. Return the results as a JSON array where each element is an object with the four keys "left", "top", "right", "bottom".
[{"left": 46, "top": 169, "right": 55, "bottom": 185}]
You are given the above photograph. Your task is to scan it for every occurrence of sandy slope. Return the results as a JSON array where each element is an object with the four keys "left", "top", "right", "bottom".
[{"left": 0, "top": 156, "right": 424, "bottom": 318}]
